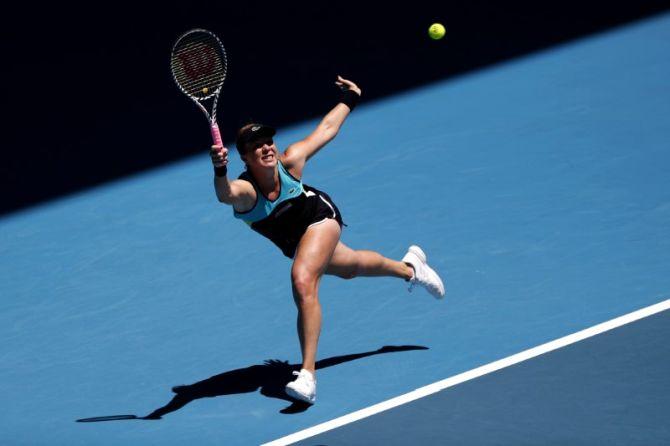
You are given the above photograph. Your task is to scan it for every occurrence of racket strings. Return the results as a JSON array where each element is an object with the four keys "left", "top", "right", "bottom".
[
  {"left": 173, "top": 53, "right": 224, "bottom": 95},
  {"left": 171, "top": 32, "right": 227, "bottom": 100}
]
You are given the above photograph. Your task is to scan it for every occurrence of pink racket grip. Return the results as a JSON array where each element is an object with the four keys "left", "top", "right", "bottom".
[{"left": 210, "top": 123, "right": 224, "bottom": 147}]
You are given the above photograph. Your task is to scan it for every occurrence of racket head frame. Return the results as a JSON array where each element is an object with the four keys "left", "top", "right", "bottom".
[{"left": 170, "top": 28, "right": 227, "bottom": 124}]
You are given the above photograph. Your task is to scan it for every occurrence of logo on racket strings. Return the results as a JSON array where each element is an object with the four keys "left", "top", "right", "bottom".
[{"left": 177, "top": 45, "right": 218, "bottom": 80}]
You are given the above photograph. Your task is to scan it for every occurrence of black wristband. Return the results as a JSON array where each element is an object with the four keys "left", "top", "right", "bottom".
[
  {"left": 340, "top": 90, "right": 360, "bottom": 111},
  {"left": 214, "top": 165, "right": 228, "bottom": 177}
]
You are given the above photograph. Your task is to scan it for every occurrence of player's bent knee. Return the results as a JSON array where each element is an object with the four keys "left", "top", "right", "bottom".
[{"left": 291, "top": 268, "right": 318, "bottom": 301}]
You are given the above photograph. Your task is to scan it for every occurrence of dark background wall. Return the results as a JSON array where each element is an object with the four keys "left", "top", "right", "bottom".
[{"left": 2, "top": 0, "right": 669, "bottom": 216}]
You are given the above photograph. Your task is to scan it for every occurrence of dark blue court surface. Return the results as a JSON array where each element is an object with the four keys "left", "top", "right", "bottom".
[
  {"left": 1, "top": 12, "right": 669, "bottom": 446},
  {"left": 292, "top": 309, "right": 670, "bottom": 445}
]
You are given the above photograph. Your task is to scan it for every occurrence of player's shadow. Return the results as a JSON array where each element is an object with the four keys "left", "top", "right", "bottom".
[{"left": 76, "top": 345, "right": 427, "bottom": 422}]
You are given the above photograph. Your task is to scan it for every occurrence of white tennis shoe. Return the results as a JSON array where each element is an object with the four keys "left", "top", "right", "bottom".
[
  {"left": 285, "top": 369, "right": 316, "bottom": 404},
  {"left": 402, "top": 245, "right": 445, "bottom": 299}
]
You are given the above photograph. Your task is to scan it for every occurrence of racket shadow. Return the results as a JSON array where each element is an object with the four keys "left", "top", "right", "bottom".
[{"left": 76, "top": 345, "right": 428, "bottom": 422}]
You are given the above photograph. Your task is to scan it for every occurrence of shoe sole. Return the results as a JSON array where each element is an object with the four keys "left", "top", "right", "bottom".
[
  {"left": 409, "top": 245, "right": 446, "bottom": 299},
  {"left": 285, "top": 386, "right": 316, "bottom": 404}
]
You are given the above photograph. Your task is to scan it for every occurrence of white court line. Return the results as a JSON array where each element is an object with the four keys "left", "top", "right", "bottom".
[{"left": 263, "top": 299, "right": 670, "bottom": 446}]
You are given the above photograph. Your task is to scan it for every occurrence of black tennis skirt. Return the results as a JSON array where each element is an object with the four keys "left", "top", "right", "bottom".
[{"left": 249, "top": 184, "right": 345, "bottom": 259}]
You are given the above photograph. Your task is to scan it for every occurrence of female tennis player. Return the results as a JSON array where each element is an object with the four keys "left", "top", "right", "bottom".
[{"left": 209, "top": 76, "right": 445, "bottom": 404}]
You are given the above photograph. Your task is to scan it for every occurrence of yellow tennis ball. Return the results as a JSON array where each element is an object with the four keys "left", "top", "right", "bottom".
[
  {"left": 202, "top": 87, "right": 209, "bottom": 94},
  {"left": 428, "top": 23, "right": 446, "bottom": 40}
]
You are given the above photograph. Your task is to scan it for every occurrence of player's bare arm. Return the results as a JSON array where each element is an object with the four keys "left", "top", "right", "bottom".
[
  {"left": 210, "top": 144, "right": 255, "bottom": 210},
  {"left": 282, "top": 76, "right": 362, "bottom": 178}
]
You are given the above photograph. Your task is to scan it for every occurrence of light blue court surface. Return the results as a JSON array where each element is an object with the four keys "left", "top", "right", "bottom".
[{"left": 2, "top": 13, "right": 669, "bottom": 446}]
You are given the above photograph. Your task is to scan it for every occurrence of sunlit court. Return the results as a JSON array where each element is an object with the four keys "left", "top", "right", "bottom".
[{"left": 1, "top": 6, "right": 669, "bottom": 446}]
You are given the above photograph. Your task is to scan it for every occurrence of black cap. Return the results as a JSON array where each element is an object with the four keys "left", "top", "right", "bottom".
[{"left": 236, "top": 123, "right": 276, "bottom": 152}]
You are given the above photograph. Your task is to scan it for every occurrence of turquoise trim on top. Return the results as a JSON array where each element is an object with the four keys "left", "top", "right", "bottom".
[{"left": 233, "top": 161, "right": 305, "bottom": 224}]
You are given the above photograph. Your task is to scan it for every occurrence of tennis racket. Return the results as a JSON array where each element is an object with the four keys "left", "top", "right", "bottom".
[{"left": 170, "top": 29, "right": 228, "bottom": 148}]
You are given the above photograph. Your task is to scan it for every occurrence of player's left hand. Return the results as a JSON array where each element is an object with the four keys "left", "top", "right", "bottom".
[{"left": 335, "top": 75, "right": 361, "bottom": 96}]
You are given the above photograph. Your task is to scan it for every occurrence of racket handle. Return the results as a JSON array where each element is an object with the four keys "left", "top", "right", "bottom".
[{"left": 210, "top": 123, "right": 223, "bottom": 147}]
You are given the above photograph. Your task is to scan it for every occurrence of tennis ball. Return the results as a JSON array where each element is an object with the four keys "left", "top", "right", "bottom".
[
  {"left": 428, "top": 23, "right": 446, "bottom": 40},
  {"left": 202, "top": 87, "right": 209, "bottom": 94}
]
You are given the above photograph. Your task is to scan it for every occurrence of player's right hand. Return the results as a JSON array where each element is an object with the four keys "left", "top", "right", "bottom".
[{"left": 210, "top": 145, "right": 229, "bottom": 168}]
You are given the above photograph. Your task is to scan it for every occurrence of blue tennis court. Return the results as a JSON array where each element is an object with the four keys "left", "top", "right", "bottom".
[
  {"left": 289, "top": 306, "right": 670, "bottom": 445},
  {"left": 1, "top": 12, "right": 669, "bottom": 445}
]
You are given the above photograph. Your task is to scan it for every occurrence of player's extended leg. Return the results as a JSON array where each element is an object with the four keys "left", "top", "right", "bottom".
[
  {"left": 285, "top": 219, "right": 341, "bottom": 404},
  {"left": 325, "top": 242, "right": 413, "bottom": 280},
  {"left": 326, "top": 242, "right": 446, "bottom": 298}
]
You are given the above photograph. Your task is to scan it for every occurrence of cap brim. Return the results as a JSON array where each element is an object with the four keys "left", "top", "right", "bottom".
[{"left": 236, "top": 125, "right": 276, "bottom": 152}]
